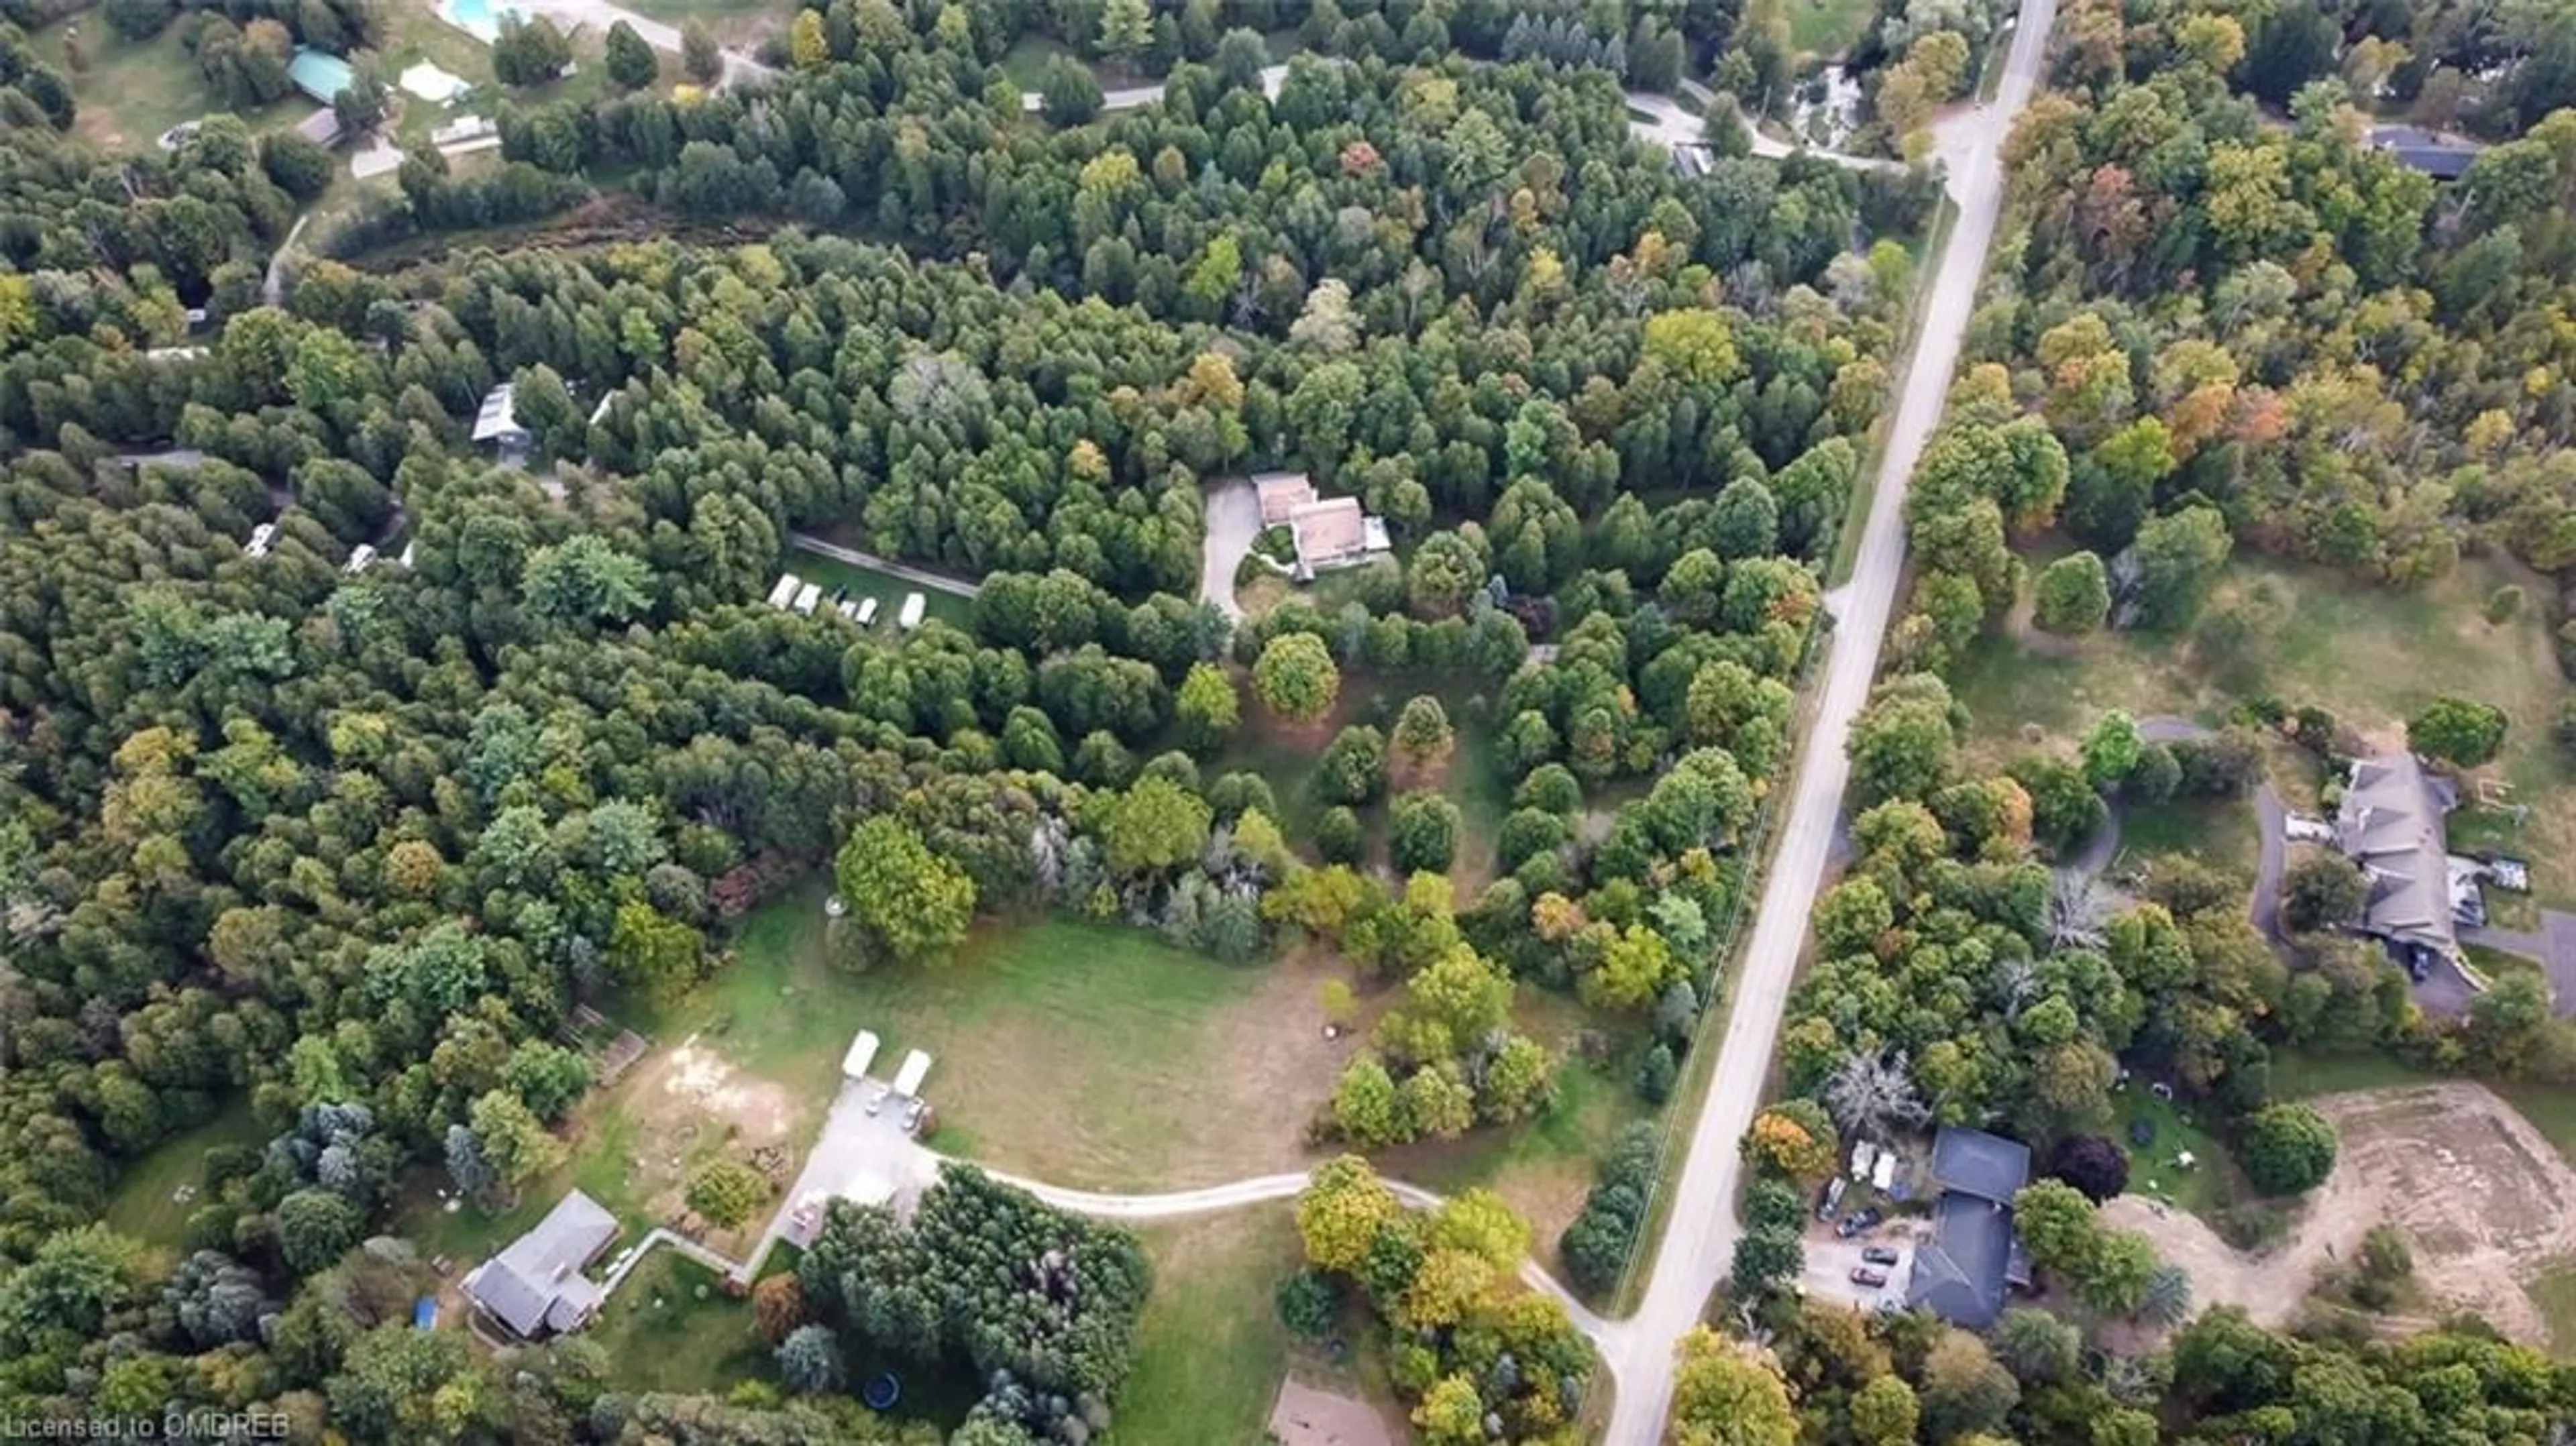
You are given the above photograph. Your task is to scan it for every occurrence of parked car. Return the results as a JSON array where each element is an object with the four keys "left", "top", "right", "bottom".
[
  {"left": 1815, "top": 1177, "right": 1847, "bottom": 1221},
  {"left": 1835, "top": 1208, "right": 1883, "bottom": 1239},
  {"left": 1862, "top": 1246, "right": 1900, "bottom": 1266},
  {"left": 1849, "top": 1267, "right": 1889, "bottom": 1288},
  {"left": 865, "top": 1083, "right": 890, "bottom": 1115},
  {"left": 903, "top": 1098, "right": 928, "bottom": 1133}
]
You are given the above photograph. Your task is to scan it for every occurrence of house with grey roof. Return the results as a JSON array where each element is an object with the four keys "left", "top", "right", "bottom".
[
  {"left": 1903, "top": 1126, "right": 2031, "bottom": 1329},
  {"left": 2367, "top": 125, "right": 2486, "bottom": 180},
  {"left": 2334, "top": 752, "right": 2464, "bottom": 960},
  {"left": 460, "top": 1190, "right": 619, "bottom": 1338}
]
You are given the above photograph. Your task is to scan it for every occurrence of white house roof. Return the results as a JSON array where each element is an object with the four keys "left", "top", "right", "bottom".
[{"left": 472, "top": 384, "right": 525, "bottom": 443}]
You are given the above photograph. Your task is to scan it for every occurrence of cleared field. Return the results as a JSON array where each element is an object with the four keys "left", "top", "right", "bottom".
[
  {"left": 782, "top": 545, "right": 975, "bottom": 632},
  {"left": 2117, "top": 795, "right": 2259, "bottom": 884},
  {"left": 2112, "top": 1082, "right": 2576, "bottom": 1347},
  {"left": 104, "top": 1105, "right": 268, "bottom": 1248},
  {"left": 727, "top": 885, "right": 1361, "bottom": 1192}
]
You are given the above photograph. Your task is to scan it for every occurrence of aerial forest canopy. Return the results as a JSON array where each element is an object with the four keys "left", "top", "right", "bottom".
[{"left": 0, "top": 0, "right": 1937, "bottom": 1438}]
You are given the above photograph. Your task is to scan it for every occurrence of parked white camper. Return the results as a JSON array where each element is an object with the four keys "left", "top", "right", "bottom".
[
  {"left": 343, "top": 544, "right": 377, "bottom": 575},
  {"left": 855, "top": 596, "right": 881, "bottom": 626},
  {"left": 245, "top": 522, "right": 276, "bottom": 559},
  {"left": 841, "top": 1030, "right": 881, "bottom": 1081},
  {"left": 767, "top": 573, "right": 802, "bottom": 609},
  {"left": 793, "top": 583, "right": 822, "bottom": 616},
  {"left": 898, "top": 592, "right": 926, "bottom": 630},
  {"left": 892, "top": 1048, "right": 932, "bottom": 1098}
]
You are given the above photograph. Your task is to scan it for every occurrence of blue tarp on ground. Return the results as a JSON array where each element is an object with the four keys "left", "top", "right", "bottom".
[{"left": 288, "top": 48, "right": 355, "bottom": 104}]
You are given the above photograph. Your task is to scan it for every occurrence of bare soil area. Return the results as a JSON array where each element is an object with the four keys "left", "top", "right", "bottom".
[
  {"left": 1271, "top": 1378, "right": 1397, "bottom": 1446},
  {"left": 2108, "top": 1082, "right": 2576, "bottom": 1342}
]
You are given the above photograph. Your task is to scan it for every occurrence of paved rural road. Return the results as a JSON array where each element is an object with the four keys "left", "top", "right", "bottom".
[
  {"left": 979, "top": 1164, "right": 1611, "bottom": 1339},
  {"left": 1599, "top": 0, "right": 2061, "bottom": 1439},
  {"left": 787, "top": 533, "right": 983, "bottom": 598}
]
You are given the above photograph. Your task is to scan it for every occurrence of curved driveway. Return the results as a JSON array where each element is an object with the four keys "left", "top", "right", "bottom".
[{"left": 975, "top": 1162, "right": 1611, "bottom": 1339}]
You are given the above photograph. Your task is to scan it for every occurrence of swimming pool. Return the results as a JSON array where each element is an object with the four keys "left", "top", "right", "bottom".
[{"left": 437, "top": 0, "right": 526, "bottom": 46}]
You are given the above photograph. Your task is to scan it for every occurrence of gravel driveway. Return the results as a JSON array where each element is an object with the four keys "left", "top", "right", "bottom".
[{"left": 1199, "top": 478, "right": 1259, "bottom": 621}]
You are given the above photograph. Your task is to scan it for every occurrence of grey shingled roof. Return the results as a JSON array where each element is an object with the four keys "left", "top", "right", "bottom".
[
  {"left": 1905, "top": 1194, "right": 2016, "bottom": 1329},
  {"left": 2334, "top": 753, "right": 2457, "bottom": 956},
  {"left": 2367, "top": 126, "right": 2485, "bottom": 179},
  {"left": 462, "top": 1189, "right": 617, "bottom": 1337},
  {"left": 1929, "top": 1125, "right": 2031, "bottom": 1204}
]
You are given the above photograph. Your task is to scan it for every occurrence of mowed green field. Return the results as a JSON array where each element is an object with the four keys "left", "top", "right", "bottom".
[
  {"left": 103, "top": 1105, "right": 270, "bottom": 1249},
  {"left": 1118, "top": 1207, "right": 1307, "bottom": 1446}
]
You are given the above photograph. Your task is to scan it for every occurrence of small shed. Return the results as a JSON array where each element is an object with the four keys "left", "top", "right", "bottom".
[
  {"left": 842, "top": 1030, "right": 882, "bottom": 1081},
  {"left": 892, "top": 1048, "right": 932, "bottom": 1099}
]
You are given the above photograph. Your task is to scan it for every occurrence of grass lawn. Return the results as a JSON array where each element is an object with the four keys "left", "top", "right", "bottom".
[
  {"left": 1955, "top": 552, "right": 2576, "bottom": 896},
  {"left": 1118, "top": 1207, "right": 1307, "bottom": 1446},
  {"left": 727, "top": 885, "right": 1356, "bottom": 1190},
  {"left": 588, "top": 1250, "right": 771, "bottom": 1395},
  {"left": 2117, "top": 795, "right": 2259, "bottom": 884},
  {"left": 1786, "top": 0, "right": 1878, "bottom": 58},
  {"left": 2109, "top": 1084, "right": 2239, "bottom": 1222},
  {"left": 2530, "top": 1258, "right": 2576, "bottom": 1359},
  {"left": 104, "top": 1105, "right": 268, "bottom": 1249},
  {"left": 42, "top": 20, "right": 299, "bottom": 152},
  {"left": 784, "top": 544, "right": 976, "bottom": 632}
]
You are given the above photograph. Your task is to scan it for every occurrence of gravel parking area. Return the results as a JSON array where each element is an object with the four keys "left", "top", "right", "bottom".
[{"left": 1799, "top": 1220, "right": 1921, "bottom": 1311}]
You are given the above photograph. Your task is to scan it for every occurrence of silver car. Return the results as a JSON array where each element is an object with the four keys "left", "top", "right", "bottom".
[{"left": 865, "top": 1083, "right": 890, "bottom": 1115}]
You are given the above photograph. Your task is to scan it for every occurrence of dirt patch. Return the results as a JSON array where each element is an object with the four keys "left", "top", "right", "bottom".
[
  {"left": 1270, "top": 1378, "right": 1397, "bottom": 1446},
  {"left": 2108, "top": 1082, "right": 2576, "bottom": 1343},
  {"left": 658, "top": 1036, "right": 797, "bottom": 1144}
]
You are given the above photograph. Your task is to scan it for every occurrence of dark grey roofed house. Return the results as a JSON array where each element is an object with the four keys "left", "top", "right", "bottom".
[
  {"left": 1929, "top": 1124, "right": 2031, "bottom": 1204},
  {"left": 1905, "top": 1126, "right": 2033, "bottom": 1328},
  {"left": 460, "top": 1190, "right": 618, "bottom": 1338},
  {"left": 2334, "top": 752, "right": 2461, "bottom": 958},
  {"left": 2367, "top": 125, "right": 2486, "bottom": 180}
]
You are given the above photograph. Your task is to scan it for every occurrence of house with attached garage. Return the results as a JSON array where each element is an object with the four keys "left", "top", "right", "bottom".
[{"left": 1903, "top": 1126, "right": 2033, "bottom": 1329}]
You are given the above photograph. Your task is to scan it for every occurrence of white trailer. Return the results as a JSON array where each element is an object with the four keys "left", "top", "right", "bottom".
[
  {"left": 246, "top": 522, "right": 276, "bottom": 559},
  {"left": 343, "top": 543, "right": 377, "bottom": 574},
  {"left": 1850, "top": 1140, "right": 1878, "bottom": 1181},
  {"left": 767, "top": 573, "right": 802, "bottom": 608},
  {"left": 855, "top": 596, "right": 881, "bottom": 626},
  {"left": 892, "top": 1048, "right": 932, "bottom": 1098},
  {"left": 1870, "top": 1150, "right": 1896, "bottom": 1192},
  {"left": 841, "top": 1029, "right": 881, "bottom": 1081},
  {"left": 898, "top": 592, "right": 926, "bottom": 630},
  {"left": 793, "top": 582, "right": 822, "bottom": 616}
]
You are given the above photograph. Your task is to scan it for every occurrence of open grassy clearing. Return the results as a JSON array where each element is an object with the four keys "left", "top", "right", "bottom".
[
  {"left": 2531, "top": 1258, "right": 2576, "bottom": 1359},
  {"left": 998, "top": 33, "right": 1074, "bottom": 88},
  {"left": 1118, "top": 1207, "right": 1307, "bottom": 1446},
  {"left": 586, "top": 1250, "right": 770, "bottom": 1395},
  {"left": 2109, "top": 1082, "right": 2241, "bottom": 1223},
  {"left": 39, "top": 20, "right": 297, "bottom": 152},
  {"left": 1786, "top": 0, "right": 1879, "bottom": 58},
  {"left": 104, "top": 1105, "right": 268, "bottom": 1249},
  {"left": 784, "top": 544, "right": 977, "bottom": 632},
  {"left": 1955, "top": 551, "right": 2576, "bottom": 897},
  {"left": 726, "top": 882, "right": 1356, "bottom": 1191},
  {"left": 2116, "top": 795, "right": 2259, "bottom": 884}
]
